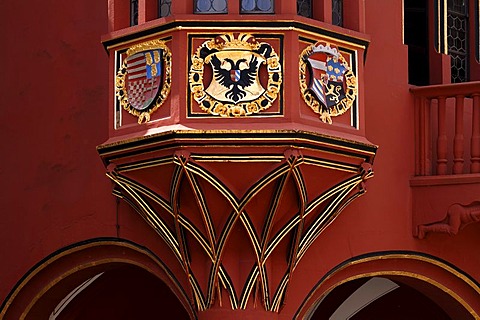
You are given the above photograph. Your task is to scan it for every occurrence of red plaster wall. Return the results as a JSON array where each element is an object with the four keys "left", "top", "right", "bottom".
[{"left": 0, "top": 0, "right": 114, "bottom": 304}]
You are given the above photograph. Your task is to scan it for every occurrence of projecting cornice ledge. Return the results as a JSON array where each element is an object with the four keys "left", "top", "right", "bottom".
[
  {"left": 102, "top": 18, "right": 370, "bottom": 53},
  {"left": 97, "top": 129, "right": 377, "bottom": 165}
]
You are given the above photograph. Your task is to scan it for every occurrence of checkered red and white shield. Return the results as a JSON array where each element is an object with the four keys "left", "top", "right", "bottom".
[{"left": 125, "top": 49, "right": 162, "bottom": 111}]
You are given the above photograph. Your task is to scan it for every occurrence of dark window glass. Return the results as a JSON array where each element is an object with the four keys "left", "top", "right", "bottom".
[
  {"left": 241, "top": 0, "right": 274, "bottom": 13},
  {"left": 297, "top": 0, "right": 312, "bottom": 18},
  {"left": 447, "top": 0, "right": 469, "bottom": 82},
  {"left": 130, "top": 0, "right": 138, "bottom": 26},
  {"left": 476, "top": 0, "right": 480, "bottom": 62},
  {"left": 159, "top": 0, "right": 171, "bottom": 17},
  {"left": 194, "top": 0, "right": 228, "bottom": 13},
  {"left": 404, "top": 0, "right": 430, "bottom": 85},
  {"left": 332, "top": 0, "right": 343, "bottom": 26}
]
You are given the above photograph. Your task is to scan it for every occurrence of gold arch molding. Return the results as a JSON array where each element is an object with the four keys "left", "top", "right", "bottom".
[
  {"left": 0, "top": 239, "right": 195, "bottom": 320},
  {"left": 295, "top": 252, "right": 480, "bottom": 319}
]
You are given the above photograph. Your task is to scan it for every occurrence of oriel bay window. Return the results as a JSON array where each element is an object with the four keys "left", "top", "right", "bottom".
[
  {"left": 296, "top": 0, "right": 368, "bottom": 31},
  {"left": 130, "top": 0, "right": 138, "bottom": 25},
  {"left": 194, "top": 0, "right": 274, "bottom": 13},
  {"left": 128, "top": 0, "right": 359, "bottom": 30},
  {"left": 241, "top": 0, "right": 274, "bottom": 13},
  {"left": 332, "top": 0, "right": 343, "bottom": 26},
  {"left": 297, "top": 0, "right": 344, "bottom": 24},
  {"left": 194, "top": 0, "right": 228, "bottom": 13},
  {"left": 297, "top": 0, "right": 312, "bottom": 18},
  {"left": 158, "top": 0, "right": 172, "bottom": 17},
  {"left": 129, "top": 0, "right": 171, "bottom": 26}
]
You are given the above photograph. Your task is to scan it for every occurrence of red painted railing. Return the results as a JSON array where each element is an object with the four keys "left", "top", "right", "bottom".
[{"left": 411, "top": 82, "right": 480, "bottom": 176}]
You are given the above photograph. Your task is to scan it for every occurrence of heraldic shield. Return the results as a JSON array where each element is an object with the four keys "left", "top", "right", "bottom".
[
  {"left": 299, "top": 41, "right": 357, "bottom": 124},
  {"left": 116, "top": 39, "right": 172, "bottom": 124},
  {"left": 204, "top": 50, "right": 266, "bottom": 104},
  {"left": 189, "top": 33, "right": 282, "bottom": 117}
]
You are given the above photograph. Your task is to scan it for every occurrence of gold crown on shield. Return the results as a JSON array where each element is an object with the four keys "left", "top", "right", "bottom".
[
  {"left": 311, "top": 41, "right": 339, "bottom": 57},
  {"left": 213, "top": 33, "right": 259, "bottom": 51}
]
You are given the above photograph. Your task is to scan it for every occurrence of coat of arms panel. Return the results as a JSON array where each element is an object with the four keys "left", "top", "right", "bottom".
[
  {"left": 115, "top": 39, "right": 172, "bottom": 125},
  {"left": 299, "top": 39, "right": 358, "bottom": 126},
  {"left": 188, "top": 33, "right": 283, "bottom": 117}
]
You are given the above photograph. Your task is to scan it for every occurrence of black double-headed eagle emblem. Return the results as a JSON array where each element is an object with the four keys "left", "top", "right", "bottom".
[{"left": 210, "top": 54, "right": 258, "bottom": 103}]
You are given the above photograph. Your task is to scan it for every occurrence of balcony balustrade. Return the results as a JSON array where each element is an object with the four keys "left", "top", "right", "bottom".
[
  {"left": 411, "top": 81, "right": 480, "bottom": 177},
  {"left": 410, "top": 82, "right": 480, "bottom": 238}
]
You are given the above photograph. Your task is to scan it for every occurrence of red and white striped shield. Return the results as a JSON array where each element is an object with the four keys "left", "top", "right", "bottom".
[{"left": 125, "top": 49, "right": 163, "bottom": 111}]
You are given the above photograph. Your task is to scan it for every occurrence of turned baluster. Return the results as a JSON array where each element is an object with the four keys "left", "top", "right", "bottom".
[
  {"left": 418, "top": 96, "right": 431, "bottom": 175},
  {"left": 415, "top": 96, "right": 421, "bottom": 175},
  {"left": 426, "top": 98, "right": 432, "bottom": 175},
  {"left": 453, "top": 95, "right": 465, "bottom": 174},
  {"left": 436, "top": 96, "right": 448, "bottom": 174},
  {"left": 471, "top": 93, "right": 480, "bottom": 173}
]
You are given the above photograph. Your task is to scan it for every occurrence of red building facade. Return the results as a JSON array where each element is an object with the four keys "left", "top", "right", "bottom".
[{"left": 1, "top": 0, "right": 480, "bottom": 319}]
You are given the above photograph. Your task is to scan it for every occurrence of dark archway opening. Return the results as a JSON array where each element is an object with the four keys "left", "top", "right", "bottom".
[
  {"left": 47, "top": 265, "right": 190, "bottom": 320},
  {"left": 309, "top": 276, "right": 473, "bottom": 320}
]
